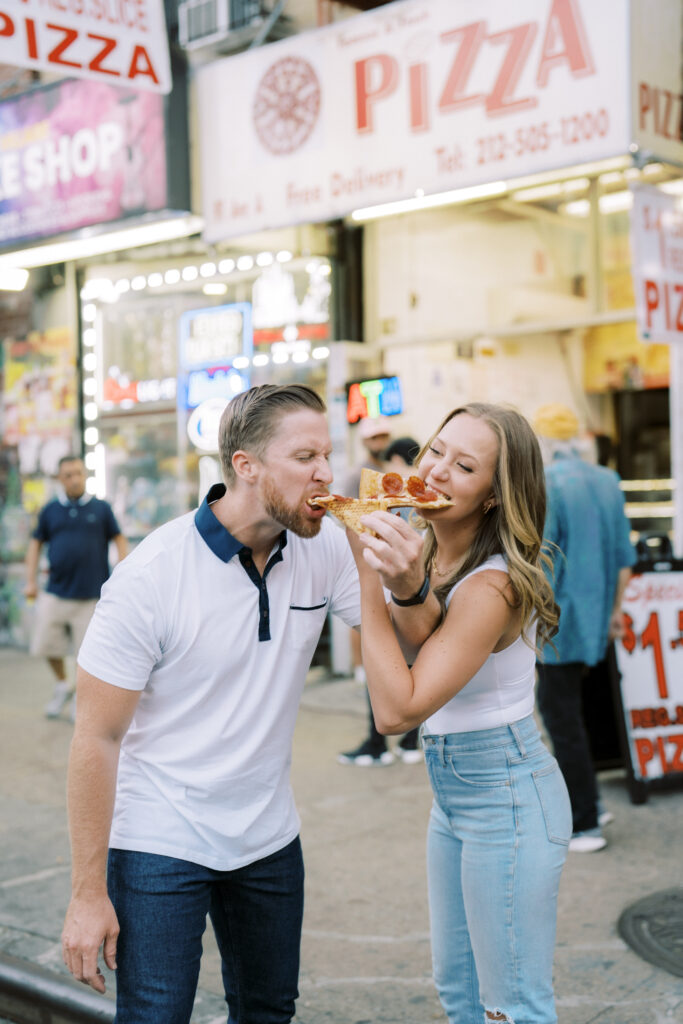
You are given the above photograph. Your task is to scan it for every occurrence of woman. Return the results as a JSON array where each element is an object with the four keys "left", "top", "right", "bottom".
[{"left": 348, "top": 403, "right": 571, "bottom": 1024}]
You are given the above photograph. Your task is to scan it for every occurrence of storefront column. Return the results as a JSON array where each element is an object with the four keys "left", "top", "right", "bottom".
[{"left": 588, "top": 178, "right": 605, "bottom": 314}]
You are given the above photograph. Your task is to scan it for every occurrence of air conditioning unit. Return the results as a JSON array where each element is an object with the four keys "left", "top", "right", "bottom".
[{"left": 178, "top": 0, "right": 262, "bottom": 50}]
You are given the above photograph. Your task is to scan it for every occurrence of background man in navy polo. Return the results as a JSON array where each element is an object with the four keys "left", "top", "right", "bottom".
[{"left": 24, "top": 455, "right": 127, "bottom": 720}]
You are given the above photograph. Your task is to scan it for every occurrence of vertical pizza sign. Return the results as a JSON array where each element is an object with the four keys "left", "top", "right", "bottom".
[{"left": 615, "top": 572, "right": 683, "bottom": 782}]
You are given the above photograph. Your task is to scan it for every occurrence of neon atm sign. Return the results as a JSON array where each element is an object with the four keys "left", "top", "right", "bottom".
[{"left": 347, "top": 376, "right": 403, "bottom": 424}]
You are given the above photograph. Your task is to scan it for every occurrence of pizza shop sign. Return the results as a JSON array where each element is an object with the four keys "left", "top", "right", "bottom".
[
  {"left": 0, "top": 0, "right": 171, "bottom": 92},
  {"left": 198, "top": 0, "right": 631, "bottom": 241}
]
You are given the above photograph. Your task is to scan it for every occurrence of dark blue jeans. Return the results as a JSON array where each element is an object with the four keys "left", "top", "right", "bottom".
[
  {"left": 536, "top": 661, "right": 599, "bottom": 833},
  {"left": 107, "top": 837, "right": 304, "bottom": 1024}
]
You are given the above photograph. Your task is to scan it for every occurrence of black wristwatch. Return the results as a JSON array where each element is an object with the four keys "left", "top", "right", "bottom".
[{"left": 391, "top": 574, "right": 430, "bottom": 607}]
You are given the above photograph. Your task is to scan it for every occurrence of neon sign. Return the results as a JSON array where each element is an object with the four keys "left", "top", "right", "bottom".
[
  {"left": 178, "top": 302, "right": 252, "bottom": 412},
  {"left": 346, "top": 376, "right": 403, "bottom": 424}
]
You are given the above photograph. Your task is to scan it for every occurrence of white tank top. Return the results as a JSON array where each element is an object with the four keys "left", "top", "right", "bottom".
[{"left": 425, "top": 554, "right": 536, "bottom": 735}]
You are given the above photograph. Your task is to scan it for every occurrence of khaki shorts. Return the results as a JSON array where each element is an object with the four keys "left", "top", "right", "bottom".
[{"left": 30, "top": 592, "right": 98, "bottom": 659}]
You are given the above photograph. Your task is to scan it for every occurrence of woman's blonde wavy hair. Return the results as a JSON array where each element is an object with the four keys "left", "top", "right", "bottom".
[{"left": 418, "top": 403, "right": 558, "bottom": 652}]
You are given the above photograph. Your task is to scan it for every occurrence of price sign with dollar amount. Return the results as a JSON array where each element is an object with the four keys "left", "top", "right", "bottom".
[{"left": 615, "top": 571, "right": 683, "bottom": 783}]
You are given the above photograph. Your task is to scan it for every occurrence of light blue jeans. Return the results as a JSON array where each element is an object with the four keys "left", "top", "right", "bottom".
[{"left": 423, "top": 715, "right": 571, "bottom": 1024}]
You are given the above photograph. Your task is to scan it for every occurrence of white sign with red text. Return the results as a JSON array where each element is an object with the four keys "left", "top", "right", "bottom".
[
  {"left": 630, "top": 184, "right": 683, "bottom": 344},
  {"left": 615, "top": 571, "right": 683, "bottom": 782},
  {"left": 0, "top": 0, "right": 171, "bottom": 93},
  {"left": 198, "top": 0, "right": 630, "bottom": 242},
  {"left": 630, "top": 0, "right": 683, "bottom": 167}
]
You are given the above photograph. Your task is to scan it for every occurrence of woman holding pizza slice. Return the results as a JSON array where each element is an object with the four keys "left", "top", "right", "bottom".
[{"left": 347, "top": 402, "right": 571, "bottom": 1024}]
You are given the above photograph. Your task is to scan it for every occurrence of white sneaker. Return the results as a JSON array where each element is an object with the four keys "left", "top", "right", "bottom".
[
  {"left": 569, "top": 832, "right": 607, "bottom": 853},
  {"left": 598, "top": 809, "right": 615, "bottom": 827},
  {"left": 397, "top": 747, "right": 424, "bottom": 764},
  {"left": 44, "top": 682, "right": 74, "bottom": 719}
]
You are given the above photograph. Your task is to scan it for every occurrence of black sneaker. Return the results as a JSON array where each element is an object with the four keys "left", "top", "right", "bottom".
[{"left": 337, "top": 739, "right": 395, "bottom": 766}]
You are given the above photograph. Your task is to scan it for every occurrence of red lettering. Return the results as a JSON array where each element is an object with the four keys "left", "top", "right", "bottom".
[
  {"left": 644, "top": 280, "right": 659, "bottom": 328},
  {"left": 631, "top": 708, "right": 655, "bottom": 729},
  {"left": 438, "top": 21, "right": 486, "bottom": 113},
  {"left": 0, "top": 12, "right": 14, "bottom": 36},
  {"left": 669, "top": 734, "right": 683, "bottom": 771},
  {"left": 127, "top": 44, "right": 159, "bottom": 84},
  {"left": 408, "top": 62, "right": 429, "bottom": 132},
  {"left": 634, "top": 738, "right": 655, "bottom": 778},
  {"left": 354, "top": 54, "right": 398, "bottom": 133},
  {"left": 47, "top": 24, "right": 81, "bottom": 69},
  {"left": 347, "top": 383, "right": 368, "bottom": 424},
  {"left": 25, "top": 16, "right": 37, "bottom": 58},
  {"left": 662, "top": 90, "right": 674, "bottom": 139},
  {"left": 536, "top": 0, "right": 595, "bottom": 88},
  {"left": 664, "top": 278, "right": 672, "bottom": 330},
  {"left": 486, "top": 23, "right": 538, "bottom": 116},
  {"left": 656, "top": 735, "right": 670, "bottom": 773},
  {"left": 87, "top": 34, "right": 119, "bottom": 76},
  {"left": 676, "top": 284, "right": 683, "bottom": 331},
  {"left": 639, "top": 82, "right": 651, "bottom": 130}
]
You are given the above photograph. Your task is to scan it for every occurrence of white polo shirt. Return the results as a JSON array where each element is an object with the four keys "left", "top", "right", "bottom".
[{"left": 78, "top": 485, "right": 360, "bottom": 871}]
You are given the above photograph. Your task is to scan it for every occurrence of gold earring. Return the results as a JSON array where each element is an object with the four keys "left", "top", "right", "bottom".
[{"left": 483, "top": 500, "right": 494, "bottom": 513}]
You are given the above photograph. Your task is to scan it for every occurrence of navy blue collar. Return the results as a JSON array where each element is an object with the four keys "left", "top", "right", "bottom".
[{"left": 194, "top": 484, "right": 287, "bottom": 565}]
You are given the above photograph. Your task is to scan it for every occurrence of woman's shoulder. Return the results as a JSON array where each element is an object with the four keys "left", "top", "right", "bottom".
[{"left": 445, "top": 554, "right": 509, "bottom": 604}]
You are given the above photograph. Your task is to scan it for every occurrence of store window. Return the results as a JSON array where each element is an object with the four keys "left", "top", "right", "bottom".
[{"left": 80, "top": 253, "right": 334, "bottom": 542}]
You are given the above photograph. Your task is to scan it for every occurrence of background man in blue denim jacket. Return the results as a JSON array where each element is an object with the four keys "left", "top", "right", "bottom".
[{"left": 534, "top": 404, "right": 635, "bottom": 854}]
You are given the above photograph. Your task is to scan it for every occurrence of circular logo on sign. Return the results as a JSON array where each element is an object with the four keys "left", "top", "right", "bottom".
[
  {"left": 253, "top": 56, "right": 321, "bottom": 156},
  {"left": 187, "top": 397, "right": 231, "bottom": 453}
]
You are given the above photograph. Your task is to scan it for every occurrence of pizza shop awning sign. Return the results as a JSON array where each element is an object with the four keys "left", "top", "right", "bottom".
[{"left": 0, "top": 0, "right": 171, "bottom": 93}]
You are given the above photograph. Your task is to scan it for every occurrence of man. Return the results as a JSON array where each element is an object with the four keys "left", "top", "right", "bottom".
[
  {"left": 61, "top": 385, "right": 435, "bottom": 1023},
  {"left": 534, "top": 404, "right": 636, "bottom": 854},
  {"left": 338, "top": 435, "right": 424, "bottom": 767},
  {"left": 24, "top": 455, "right": 127, "bottom": 720},
  {"left": 342, "top": 414, "right": 392, "bottom": 500}
]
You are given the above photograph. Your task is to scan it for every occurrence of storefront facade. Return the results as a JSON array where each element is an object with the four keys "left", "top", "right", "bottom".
[
  {"left": 196, "top": 0, "right": 682, "bottom": 547},
  {"left": 0, "top": 65, "right": 191, "bottom": 643}
]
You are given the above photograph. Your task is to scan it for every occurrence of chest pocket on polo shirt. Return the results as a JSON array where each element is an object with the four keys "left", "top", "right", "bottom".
[{"left": 287, "top": 597, "right": 329, "bottom": 652}]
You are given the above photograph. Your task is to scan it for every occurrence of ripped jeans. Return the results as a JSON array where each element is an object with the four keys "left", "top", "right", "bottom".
[{"left": 423, "top": 715, "right": 571, "bottom": 1024}]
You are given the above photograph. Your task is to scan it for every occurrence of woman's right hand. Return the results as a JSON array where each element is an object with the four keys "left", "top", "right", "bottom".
[{"left": 355, "top": 510, "right": 426, "bottom": 602}]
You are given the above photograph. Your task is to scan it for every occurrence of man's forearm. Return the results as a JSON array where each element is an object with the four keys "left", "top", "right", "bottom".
[
  {"left": 67, "top": 735, "right": 120, "bottom": 897},
  {"left": 612, "top": 566, "right": 632, "bottom": 613},
  {"left": 25, "top": 538, "right": 41, "bottom": 585}
]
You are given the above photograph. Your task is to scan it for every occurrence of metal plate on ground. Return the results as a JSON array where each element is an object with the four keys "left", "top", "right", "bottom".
[{"left": 617, "top": 888, "right": 683, "bottom": 978}]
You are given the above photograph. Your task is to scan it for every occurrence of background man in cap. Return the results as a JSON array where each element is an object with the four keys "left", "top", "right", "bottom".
[
  {"left": 342, "top": 415, "right": 393, "bottom": 501},
  {"left": 339, "top": 415, "right": 393, "bottom": 700},
  {"left": 533, "top": 404, "right": 635, "bottom": 853}
]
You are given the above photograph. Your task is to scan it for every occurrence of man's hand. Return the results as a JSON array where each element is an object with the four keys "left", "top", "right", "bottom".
[
  {"left": 24, "top": 581, "right": 38, "bottom": 600},
  {"left": 62, "top": 895, "right": 119, "bottom": 994},
  {"left": 608, "top": 609, "right": 626, "bottom": 640}
]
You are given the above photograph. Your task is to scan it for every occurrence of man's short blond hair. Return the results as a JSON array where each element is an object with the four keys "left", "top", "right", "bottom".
[{"left": 218, "top": 384, "right": 326, "bottom": 486}]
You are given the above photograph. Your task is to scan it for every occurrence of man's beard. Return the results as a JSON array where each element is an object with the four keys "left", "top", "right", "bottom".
[{"left": 262, "top": 477, "right": 322, "bottom": 539}]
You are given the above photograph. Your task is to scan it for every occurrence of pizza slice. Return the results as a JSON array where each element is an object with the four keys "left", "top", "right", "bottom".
[
  {"left": 308, "top": 471, "right": 452, "bottom": 534},
  {"left": 306, "top": 495, "right": 386, "bottom": 534},
  {"left": 358, "top": 468, "right": 452, "bottom": 509}
]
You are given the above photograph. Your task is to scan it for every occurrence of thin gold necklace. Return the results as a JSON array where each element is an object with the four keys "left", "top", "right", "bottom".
[{"left": 431, "top": 552, "right": 455, "bottom": 578}]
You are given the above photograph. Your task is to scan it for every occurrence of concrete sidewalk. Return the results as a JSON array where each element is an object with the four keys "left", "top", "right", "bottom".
[{"left": 1, "top": 647, "right": 682, "bottom": 1023}]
